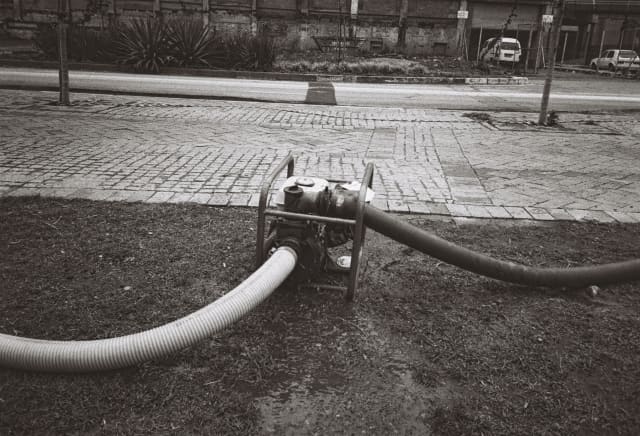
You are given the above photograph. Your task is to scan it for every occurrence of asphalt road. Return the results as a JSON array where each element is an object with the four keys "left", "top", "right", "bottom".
[
  {"left": 333, "top": 80, "right": 640, "bottom": 111},
  {"left": 1, "top": 66, "right": 639, "bottom": 111}
]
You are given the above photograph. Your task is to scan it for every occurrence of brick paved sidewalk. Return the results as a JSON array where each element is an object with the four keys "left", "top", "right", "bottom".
[{"left": 1, "top": 89, "right": 640, "bottom": 223}]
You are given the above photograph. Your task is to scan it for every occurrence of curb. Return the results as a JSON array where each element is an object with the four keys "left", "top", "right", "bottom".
[
  {"left": 0, "top": 58, "right": 529, "bottom": 85},
  {"left": 464, "top": 76, "right": 528, "bottom": 85},
  {"left": 555, "top": 65, "right": 598, "bottom": 75},
  {"left": 1, "top": 187, "right": 634, "bottom": 224},
  {"left": 555, "top": 64, "right": 640, "bottom": 79}
]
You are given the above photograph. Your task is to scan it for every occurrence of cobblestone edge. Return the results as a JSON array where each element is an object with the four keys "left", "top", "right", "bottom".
[{"left": 2, "top": 187, "right": 636, "bottom": 224}]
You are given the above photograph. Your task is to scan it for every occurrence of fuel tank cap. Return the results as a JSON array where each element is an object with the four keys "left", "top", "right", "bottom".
[{"left": 295, "top": 177, "right": 315, "bottom": 187}]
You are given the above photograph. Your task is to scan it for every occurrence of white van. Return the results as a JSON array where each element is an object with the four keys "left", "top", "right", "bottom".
[{"left": 479, "top": 37, "right": 522, "bottom": 63}]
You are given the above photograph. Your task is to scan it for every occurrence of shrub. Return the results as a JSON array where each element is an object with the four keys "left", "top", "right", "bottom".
[
  {"left": 276, "top": 60, "right": 313, "bottom": 73},
  {"left": 346, "top": 62, "right": 363, "bottom": 75},
  {"left": 376, "top": 62, "right": 392, "bottom": 74},
  {"left": 167, "top": 17, "right": 221, "bottom": 67},
  {"left": 34, "top": 24, "right": 116, "bottom": 62},
  {"left": 112, "top": 18, "right": 170, "bottom": 73},
  {"left": 33, "top": 24, "right": 58, "bottom": 60},
  {"left": 390, "top": 64, "right": 408, "bottom": 75},
  {"left": 408, "top": 65, "right": 429, "bottom": 76},
  {"left": 294, "top": 60, "right": 312, "bottom": 72},
  {"left": 70, "top": 27, "right": 116, "bottom": 62},
  {"left": 34, "top": 21, "right": 281, "bottom": 72},
  {"left": 225, "top": 32, "right": 280, "bottom": 71},
  {"left": 326, "top": 62, "right": 346, "bottom": 75},
  {"left": 311, "top": 61, "right": 328, "bottom": 72}
]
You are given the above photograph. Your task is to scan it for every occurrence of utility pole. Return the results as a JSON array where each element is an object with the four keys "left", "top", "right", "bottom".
[
  {"left": 57, "top": 0, "right": 70, "bottom": 106},
  {"left": 337, "top": 0, "right": 343, "bottom": 62},
  {"left": 538, "top": 0, "right": 564, "bottom": 125},
  {"left": 456, "top": 0, "right": 469, "bottom": 58}
]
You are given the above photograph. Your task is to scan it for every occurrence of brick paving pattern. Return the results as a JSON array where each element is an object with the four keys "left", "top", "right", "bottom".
[{"left": 2, "top": 89, "right": 640, "bottom": 223}]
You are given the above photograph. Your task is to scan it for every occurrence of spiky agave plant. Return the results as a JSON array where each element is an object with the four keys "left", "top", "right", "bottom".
[
  {"left": 231, "top": 32, "right": 279, "bottom": 71},
  {"left": 112, "top": 18, "right": 170, "bottom": 73},
  {"left": 247, "top": 33, "right": 279, "bottom": 71},
  {"left": 167, "top": 17, "right": 219, "bottom": 67}
]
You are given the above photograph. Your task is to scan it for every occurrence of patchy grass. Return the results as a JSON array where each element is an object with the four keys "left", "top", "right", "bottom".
[
  {"left": 276, "top": 58, "right": 429, "bottom": 76},
  {"left": 1, "top": 197, "right": 640, "bottom": 435},
  {"left": 275, "top": 53, "right": 482, "bottom": 77},
  {"left": 463, "top": 111, "right": 493, "bottom": 123}
]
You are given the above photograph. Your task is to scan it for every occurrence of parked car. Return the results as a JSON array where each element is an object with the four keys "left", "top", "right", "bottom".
[
  {"left": 590, "top": 49, "right": 640, "bottom": 71},
  {"left": 479, "top": 37, "right": 522, "bottom": 63}
]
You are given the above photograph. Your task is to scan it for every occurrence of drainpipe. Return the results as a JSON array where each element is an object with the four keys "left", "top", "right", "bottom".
[
  {"left": 109, "top": 0, "right": 117, "bottom": 24},
  {"left": 582, "top": 19, "right": 595, "bottom": 65},
  {"left": 397, "top": 0, "right": 409, "bottom": 52},
  {"left": 561, "top": 31, "right": 568, "bottom": 64},
  {"left": 525, "top": 25, "right": 533, "bottom": 72},
  {"left": 251, "top": 0, "right": 257, "bottom": 35},
  {"left": 476, "top": 25, "right": 484, "bottom": 61},
  {"left": 202, "top": 0, "right": 209, "bottom": 26},
  {"left": 12, "top": 0, "right": 21, "bottom": 19},
  {"left": 297, "top": 0, "right": 309, "bottom": 50},
  {"left": 298, "top": 0, "right": 308, "bottom": 15},
  {"left": 350, "top": 0, "right": 358, "bottom": 39}
]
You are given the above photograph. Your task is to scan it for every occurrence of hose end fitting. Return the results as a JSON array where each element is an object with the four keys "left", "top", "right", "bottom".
[
  {"left": 278, "top": 237, "right": 303, "bottom": 259},
  {"left": 328, "top": 189, "right": 359, "bottom": 218}
]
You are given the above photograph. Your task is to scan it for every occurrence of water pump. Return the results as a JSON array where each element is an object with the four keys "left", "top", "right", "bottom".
[{"left": 256, "top": 155, "right": 374, "bottom": 300}]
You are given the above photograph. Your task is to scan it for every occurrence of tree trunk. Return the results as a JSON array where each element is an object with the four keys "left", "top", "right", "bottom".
[
  {"left": 57, "top": 0, "right": 70, "bottom": 107},
  {"left": 538, "top": 0, "right": 565, "bottom": 125}
]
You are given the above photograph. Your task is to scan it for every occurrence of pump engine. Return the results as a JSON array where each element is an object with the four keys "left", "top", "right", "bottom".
[{"left": 267, "top": 176, "right": 374, "bottom": 274}]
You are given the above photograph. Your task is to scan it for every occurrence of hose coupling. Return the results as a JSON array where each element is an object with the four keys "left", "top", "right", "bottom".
[{"left": 277, "top": 237, "right": 304, "bottom": 259}]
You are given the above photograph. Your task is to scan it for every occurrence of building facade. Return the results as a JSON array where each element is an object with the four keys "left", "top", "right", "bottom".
[
  {"left": 1, "top": 0, "right": 639, "bottom": 62},
  {"left": 467, "top": 1, "right": 640, "bottom": 65}
]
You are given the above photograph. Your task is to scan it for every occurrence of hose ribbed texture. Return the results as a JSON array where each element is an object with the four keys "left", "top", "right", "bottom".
[
  {"left": 364, "top": 205, "right": 640, "bottom": 288},
  {"left": 0, "top": 247, "right": 297, "bottom": 373}
]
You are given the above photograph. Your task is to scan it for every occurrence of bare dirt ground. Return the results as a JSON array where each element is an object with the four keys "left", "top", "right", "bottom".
[{"left": 1, "top": 197, "right": 639, "bottom": 435}]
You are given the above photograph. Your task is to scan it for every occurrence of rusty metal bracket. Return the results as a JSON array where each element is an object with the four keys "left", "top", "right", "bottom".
[{"left": 256, "top": 153, "right": 295, "bottom": 269}]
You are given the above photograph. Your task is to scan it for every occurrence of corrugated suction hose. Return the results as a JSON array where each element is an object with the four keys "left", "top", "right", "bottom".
[
  {"left": 364, "top": 206, "right": 640, "bottom": 288},
  {"left": 0, "top": 247, "right": 297, "bottom": 373}
]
